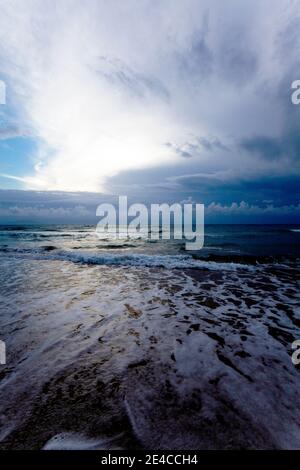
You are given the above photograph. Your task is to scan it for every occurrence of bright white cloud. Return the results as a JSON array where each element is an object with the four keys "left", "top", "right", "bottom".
[{"left": 0, "top": 0, "right": 185, "bottom": 191}]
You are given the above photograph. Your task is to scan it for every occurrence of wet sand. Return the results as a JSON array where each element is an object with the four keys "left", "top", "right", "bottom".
[{"left": 0, "top": 257, "right": 299, "bottom": 449}]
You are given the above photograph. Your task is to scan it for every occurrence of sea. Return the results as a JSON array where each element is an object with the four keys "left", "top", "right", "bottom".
[{"left": 0, "top": 224, "right": 299, "bottom": 449}]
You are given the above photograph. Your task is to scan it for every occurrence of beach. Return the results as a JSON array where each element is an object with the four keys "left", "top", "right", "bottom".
[{"left": 0, "top": 225, "right": 299, "bottom": 449}]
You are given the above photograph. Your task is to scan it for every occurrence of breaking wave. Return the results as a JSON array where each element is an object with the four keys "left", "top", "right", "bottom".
[{"left": 0, "top": 246, "right": 258, "bottom": 271}]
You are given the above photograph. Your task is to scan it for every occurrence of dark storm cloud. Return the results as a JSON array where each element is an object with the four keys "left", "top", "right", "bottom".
[
  {"left": 240, "top": 136, "right": 282, "bottom": 160},
  {"left": 240, "top": 127, "right": 300, "bottom": 162},
  {"left": 167, "top": 171, "right": 300, "bottom": 206},
  {"left": 165, "top": 136, "right": 228, "bottom": 159},
  {"left": 198, "top": 137, "right": 228, "bottom": 152}
]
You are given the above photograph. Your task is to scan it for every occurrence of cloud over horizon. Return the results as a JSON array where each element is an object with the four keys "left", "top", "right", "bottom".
[{"left": 0, "top": 189, "right": 299, "bottom": 224}]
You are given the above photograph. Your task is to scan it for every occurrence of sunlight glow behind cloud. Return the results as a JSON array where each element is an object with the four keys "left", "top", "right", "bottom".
[{"left": 0, "top": 0, "right": 190, "bottom": 191}]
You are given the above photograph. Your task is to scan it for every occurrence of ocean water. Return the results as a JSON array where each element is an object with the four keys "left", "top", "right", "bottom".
[{"left": 0, "top": 224, "right": 299, "bottom": 449}]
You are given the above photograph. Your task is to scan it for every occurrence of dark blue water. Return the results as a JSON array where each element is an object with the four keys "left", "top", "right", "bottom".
[
  {"left": 0, "top": 224, "right": 299, "bottom": 265},
  {"left": 203, "top": 224, "right": 300, "bottom": 258}
]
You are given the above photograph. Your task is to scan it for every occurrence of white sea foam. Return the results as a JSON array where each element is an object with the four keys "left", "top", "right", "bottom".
[
  {"left": 0, "top": 247, "right": 257, "bottom": 271},
  {"left": 43, "top": 432, "right": 123, "bottom": 450},
  {"left": 0, "top": 252, "right": 299, "bottom": 449}
]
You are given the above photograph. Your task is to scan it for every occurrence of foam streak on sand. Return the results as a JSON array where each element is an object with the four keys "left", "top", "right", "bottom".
[{"left": 43, "top": 432, "right": 124, "bottom": 450}]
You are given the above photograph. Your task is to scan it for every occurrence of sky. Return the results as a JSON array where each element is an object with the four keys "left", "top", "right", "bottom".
[{"left": 0, "top": 0, "right": 300, "bottom": 223}]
